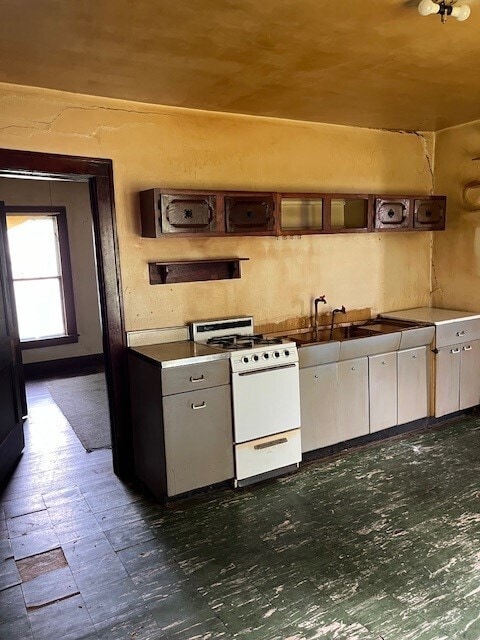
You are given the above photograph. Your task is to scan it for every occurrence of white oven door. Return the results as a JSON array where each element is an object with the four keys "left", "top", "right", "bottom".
[{"left": 232, "top": 362, "right": 301, "bottom": 443}]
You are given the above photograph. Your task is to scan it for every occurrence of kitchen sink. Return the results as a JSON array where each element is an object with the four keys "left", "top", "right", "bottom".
[
  {"left": 286, "top": 316, "right": 435, "bottom": 368},
  {"left": 287, "top": 323, "right": 375, "bottom": 345}
]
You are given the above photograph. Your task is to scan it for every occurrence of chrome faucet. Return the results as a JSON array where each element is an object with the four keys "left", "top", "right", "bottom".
[
  {"left": 314, "top": 296, "right": 327, "bottom": 339},
  {"left": 329, "top": 305, "right": 346, "bottom": 340}
]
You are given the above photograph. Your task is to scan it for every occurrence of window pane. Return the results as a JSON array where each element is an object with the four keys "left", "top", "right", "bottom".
[
  {"left": 13, "top": 279, "right": 66, "bottom": 341},
  {"left": 7, "top": 216, "right": 61, "bottom": 278}
]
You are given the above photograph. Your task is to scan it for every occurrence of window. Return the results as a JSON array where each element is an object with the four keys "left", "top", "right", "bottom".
[{"left": 6, "top": 206, "right": 78, "bottom": 349}]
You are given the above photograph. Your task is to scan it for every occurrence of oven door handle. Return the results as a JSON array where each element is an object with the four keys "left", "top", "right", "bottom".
[{"left": 237, "top": 363, "right": 298, "bottom": 376}]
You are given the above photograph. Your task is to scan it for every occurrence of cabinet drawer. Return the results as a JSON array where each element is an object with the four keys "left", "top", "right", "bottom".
[
  {"left": 161, "top": 360, "right": 230, "bottom": 395},
  {"left": 435, "top": 319, "right": 480, "bottom": 348},
  {"left": 235, "top": 429, "right": 301, "bottom": 481},
  {"left": 163, "top": 385, "right": 234, "bottom": 496}
]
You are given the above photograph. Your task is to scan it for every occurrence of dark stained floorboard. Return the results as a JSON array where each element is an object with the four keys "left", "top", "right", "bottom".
[{"left": 0, "top": 379, "right": 479, "bottom": 639}]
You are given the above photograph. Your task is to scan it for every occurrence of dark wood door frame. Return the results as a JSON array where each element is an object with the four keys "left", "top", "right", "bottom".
[{"left": 0, "top": 148, "right": 132, "bottom": 480}]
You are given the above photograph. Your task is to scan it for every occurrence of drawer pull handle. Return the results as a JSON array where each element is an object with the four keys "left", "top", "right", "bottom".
[
  {"left": 463, "top": 345, "right": 473, "bottom": 351},
  {"left": 351, "top": 367, "right": 356, "bottom": 371},
  {"left": 451, "top": 348, "right": 460, "bottom": 354},
  {"left": 381, "top": 361, "right": 386, "bottom": 365},
  {"left": 254, "top": 437, "right": 288, "bottom": 450},
  {"left": 412, "top": 355, "right": 417, "bottom": 358},
  {"left": 456, "top": 331, "right": 466, "bottom": 337},
  {"left": 191, "top": 402, "right": 206, "bottom": 410},
  {"left": 190, "top": 375, "right": 205, "bottom": 382}
]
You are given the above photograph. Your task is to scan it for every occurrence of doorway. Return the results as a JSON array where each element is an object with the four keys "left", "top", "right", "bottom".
[
  {"left": 3, "top": 179, "right": 111, "bottom": 452},
  {"left": 0, "top": 148, "right": 131, "bottom": 480}
]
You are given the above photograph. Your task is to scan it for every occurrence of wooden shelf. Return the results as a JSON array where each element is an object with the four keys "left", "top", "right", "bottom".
[{"left": 148, "top": 258, "right": 249, "bottom": 284}]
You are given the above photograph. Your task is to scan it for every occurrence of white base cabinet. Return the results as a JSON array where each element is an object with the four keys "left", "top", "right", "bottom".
[
  {"left": 300, "top": 346, "right": 429, "bottom": 454},
  {"left": 337, "top": 358, "right": 369, "bottom": 441},
  {"left": 398, "top": 346, "right": 428, "bottom": 424},
  {"left": 369, "top": 352, "right": 397, "bottom": 433},
  {"left": 299, "top": 363, "right": 338, "bottom": 453},
  {"left": 436, "top": 339, "right": 480, "bottom": 417}
]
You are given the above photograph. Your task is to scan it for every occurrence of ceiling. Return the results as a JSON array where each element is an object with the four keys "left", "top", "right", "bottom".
[{"left": 1, "top": 0, "right": 480, "bottom": 131}]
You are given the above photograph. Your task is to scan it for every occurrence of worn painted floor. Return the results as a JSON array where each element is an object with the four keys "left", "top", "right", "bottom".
[{"left": 1, "top": 380, "right": 479, "bottom": 640}]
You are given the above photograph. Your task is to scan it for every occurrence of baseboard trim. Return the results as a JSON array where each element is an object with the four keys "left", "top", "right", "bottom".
[{"left": 23, "top": 354, "right": 105, "bottom": 380}]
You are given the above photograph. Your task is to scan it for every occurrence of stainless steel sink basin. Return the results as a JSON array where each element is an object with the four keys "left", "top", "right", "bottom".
[
  {"left": 330, "top": 325, "right": 377, "bottom": 340},
  {"left": 287, "top": 330, "right": 332, "bottom": 345},
  {"left": 287, "top": 324, "right": 375, "bottom": 345}
]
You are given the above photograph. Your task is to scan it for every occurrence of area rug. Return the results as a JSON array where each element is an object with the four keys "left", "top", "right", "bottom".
[{"left": 46, "top": 373, "right": 111, "bottom": 451}]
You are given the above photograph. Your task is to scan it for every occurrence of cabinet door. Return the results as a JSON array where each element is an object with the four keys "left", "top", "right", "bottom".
[
  {"left": 413, "top": 197, "right": 446, "bottom": 230},
  {"left": 337, "top": 358, "right": 369, "bottom": 441},
  {"left": 460, "top": 340, "right": 480, "bottom": 410},
  {"left": 369, "top": 352, "right": 398, "bottom": 433},
  {"left": 375, "top": 198, "right": 410, "bottom": 230},
  {"left": 225, "top": 195, "right": 275, "bottom": 233},
  {"left": 299, "top": 363, "right": 338, "bottom": 453},
  {"left": 161, "top": 194, "right": 216, "bottom": 233},
  {"left": 435, "top": 344, "right": 461, "bottom": 417},
  {"left": 398, "top": 347, "right": 428, "bottom": 423},
  {"left": 163, "top": 385, "right": 234, "bottom": 496}
]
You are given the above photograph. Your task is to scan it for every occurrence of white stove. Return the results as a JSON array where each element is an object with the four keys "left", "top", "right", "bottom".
[{"left": 191, "top": 317, "right": 302, "bottom": 486}]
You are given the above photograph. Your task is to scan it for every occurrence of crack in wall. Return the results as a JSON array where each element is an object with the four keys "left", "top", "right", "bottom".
[
  {"left": 378, "top": 128, "right": 434, "bottom": 195},
  {"left": 430, "top": 235, "right": 443, "bottom": 300}
]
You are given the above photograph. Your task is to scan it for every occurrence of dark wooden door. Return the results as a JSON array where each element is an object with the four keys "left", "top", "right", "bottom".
[{"left": 0, "top": 201, "right": 25, "bottom": 486}]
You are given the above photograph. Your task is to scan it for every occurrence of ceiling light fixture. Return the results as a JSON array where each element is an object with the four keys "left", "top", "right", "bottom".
[{"left": 418, "top": 0, "right": 471, "bottom": 22}]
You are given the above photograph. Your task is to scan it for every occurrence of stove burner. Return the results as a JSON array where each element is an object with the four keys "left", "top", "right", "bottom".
[{"left": 207, "top": 334, "right": 283, "bottom": 350}]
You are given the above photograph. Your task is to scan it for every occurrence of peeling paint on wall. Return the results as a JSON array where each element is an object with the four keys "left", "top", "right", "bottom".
[{"left": 0, "top": 82, "right": 435, "bottom": 331}]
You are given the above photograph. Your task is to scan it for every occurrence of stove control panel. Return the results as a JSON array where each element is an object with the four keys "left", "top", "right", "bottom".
[{"left": 230, "top": 343, "right": 298, "bottom": 373}]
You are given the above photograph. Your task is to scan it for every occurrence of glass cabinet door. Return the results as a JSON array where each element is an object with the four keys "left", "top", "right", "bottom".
[
  {"left": 330, "top": 197, "right": 369, "bottom": 230},
  {"left": 280, "top": 198, "right": 323, "bottom": 232}
]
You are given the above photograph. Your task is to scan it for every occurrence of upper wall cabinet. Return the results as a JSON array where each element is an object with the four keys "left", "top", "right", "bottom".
[
  {"left": 139, "top": 188, "right": 446, "bottom": 238},
  {"left": 374, "top": 195, "right": 446, "bottom": 232},
  {"left": 139, "top": 189, "right": 277, "bottom": 237}
]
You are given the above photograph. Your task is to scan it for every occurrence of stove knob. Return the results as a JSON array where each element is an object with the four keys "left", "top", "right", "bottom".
[
  {"left": 253, "top": 354, "right": 259, "bottom": 362},
  {"left": 284, "top": 350, "right": 290, "bottom": 357},
  {"left": 274, "top": 351, "right": 280, "bottom": 358},
  {"left": 263, "top": 353, "right": 270, "bottom": 360},
  {"left": 242, "top": 356, "right": 249, "bottom": 364}
]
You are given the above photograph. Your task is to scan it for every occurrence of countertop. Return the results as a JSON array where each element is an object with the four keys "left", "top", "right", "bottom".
[
  {"left": 129, "top": 341, "right": 229, "bottom": 368},
  {"left": 380, "top": 307, "right": 480, "bottom": 325}
]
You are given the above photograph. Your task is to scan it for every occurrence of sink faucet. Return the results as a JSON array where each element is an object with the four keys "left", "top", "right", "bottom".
[
  {"left": 314, "top": 295, "right": 327, "bottom": 339},
  {"left": 329, "top": 305, "right": 347, "bottom": 340}
]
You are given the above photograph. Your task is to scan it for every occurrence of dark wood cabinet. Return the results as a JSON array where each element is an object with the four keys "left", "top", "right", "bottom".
[
  {"left": 139, "top": 188, "right": 446, "bottom": 238},
  {"left": 375, "top": 197, "right": 410, "bottom": 230},
  {"left": 413, "top": 197, "right": 446, "bottom": 230},
  {"left": 225, "top": 195, "right": 275, "bottom": 233}
]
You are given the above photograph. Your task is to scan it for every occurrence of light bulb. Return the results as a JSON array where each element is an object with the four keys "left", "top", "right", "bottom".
[
  {"left": 451, "top": 4, "right": 471, "bottom": 20},
  {"left": 418, "top": 0, "right": 440, "bottom": 16}
]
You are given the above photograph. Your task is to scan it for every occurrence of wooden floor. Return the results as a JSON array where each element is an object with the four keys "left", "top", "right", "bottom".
[{"left": 1, "top": 380, "right": 480, "bottom": 639}]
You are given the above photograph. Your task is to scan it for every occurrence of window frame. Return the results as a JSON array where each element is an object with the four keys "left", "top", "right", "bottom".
[{"left": 5, "top": 205, "right": 78, "bottom": 349}]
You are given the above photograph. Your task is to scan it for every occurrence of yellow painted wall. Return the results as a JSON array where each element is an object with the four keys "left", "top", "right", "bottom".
[
  {"left": 0, "top": 83, "right": 435, "bottom": 332},
  {"left": 434, "top": 120, "right": 480, "bottom": 310}
]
